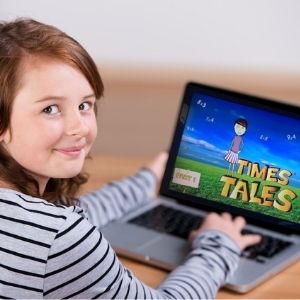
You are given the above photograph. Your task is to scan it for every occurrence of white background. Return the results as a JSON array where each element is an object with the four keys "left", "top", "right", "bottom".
[{"left": 1, "top": 0, "right": 300, "bottom": 73}]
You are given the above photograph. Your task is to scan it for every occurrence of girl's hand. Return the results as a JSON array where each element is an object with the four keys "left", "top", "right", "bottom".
[
  {"left": 189, "top": 212, "right": 261, "bottom": 251},
  {"left": 145, "top": 151, "right": 168, "bottom": 183}
]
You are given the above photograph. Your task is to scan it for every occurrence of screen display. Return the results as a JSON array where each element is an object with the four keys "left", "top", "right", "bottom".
[{"left": 169, "top": 89, "right": 300, "bottom": 224}]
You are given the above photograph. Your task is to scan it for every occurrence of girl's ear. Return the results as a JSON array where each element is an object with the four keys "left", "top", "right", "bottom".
[{"left": 0, "top": 130, "right": 11, "bottom": 144}]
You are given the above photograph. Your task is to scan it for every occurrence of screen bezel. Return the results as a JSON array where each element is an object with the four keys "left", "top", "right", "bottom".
[{"left": 160, "top": 82, "right": 300, "bottom": 235}]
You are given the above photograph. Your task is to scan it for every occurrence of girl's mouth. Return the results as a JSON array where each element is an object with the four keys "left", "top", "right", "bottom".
[{"left": 55, "top": 146, "right": 84, "bottom": 157}]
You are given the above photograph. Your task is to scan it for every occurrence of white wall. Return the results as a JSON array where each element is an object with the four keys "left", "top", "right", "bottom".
[{"left": 1, "top": 0, "right": 300, "bottom": 73}]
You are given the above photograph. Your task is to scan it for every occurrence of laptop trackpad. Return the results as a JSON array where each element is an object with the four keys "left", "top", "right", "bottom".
[
  {"left": 137, "top": 233, "right": 189, "bottom": 267},
  {"left": 101, "top": 222, "right": 189, "bottom": 267},
  {"left": 102, "top": 222, "right": 160, "bottom": 248}
]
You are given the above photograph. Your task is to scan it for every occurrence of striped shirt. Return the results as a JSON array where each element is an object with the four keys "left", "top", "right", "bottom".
[{"left": 0, "top": 168, "right": 240, "bottom": 299}]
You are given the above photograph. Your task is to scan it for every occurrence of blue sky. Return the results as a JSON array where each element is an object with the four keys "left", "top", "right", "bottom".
[{"left": 178, "top": 92, "right": 300, "bottom": 188}]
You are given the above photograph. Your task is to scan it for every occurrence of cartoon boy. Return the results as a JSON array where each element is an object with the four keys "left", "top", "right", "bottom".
[{"left": 225, "top": 118, "right": 248, "bottom": 175}]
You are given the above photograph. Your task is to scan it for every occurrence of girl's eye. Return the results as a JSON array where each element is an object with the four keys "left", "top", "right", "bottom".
[
  {"left": 79, "top": 101, "right": 92, "bottom": 111},
  {"left": 42, "top": 105, "right": 59, "bottom": 115}
]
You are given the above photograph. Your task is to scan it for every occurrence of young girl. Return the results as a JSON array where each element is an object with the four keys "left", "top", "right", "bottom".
[{"left": 0, "top": 18, "right": 260, "bottom": 299}]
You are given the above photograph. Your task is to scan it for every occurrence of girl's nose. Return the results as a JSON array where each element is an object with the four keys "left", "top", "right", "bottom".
[{"left": 65, "top": 113, "right": 89, "bottom": 137}]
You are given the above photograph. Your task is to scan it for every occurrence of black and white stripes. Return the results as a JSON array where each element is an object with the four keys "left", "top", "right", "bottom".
[{"left": 0, "top": 169, "right": 240, "bottom": 298}]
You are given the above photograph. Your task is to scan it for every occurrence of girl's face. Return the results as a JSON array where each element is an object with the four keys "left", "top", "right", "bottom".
[
  {"left": 234, "top": 123, "right": 246, "bottom": 136},
  {"left": 0, "top": 57, "right": 98, "bottom": 192}
]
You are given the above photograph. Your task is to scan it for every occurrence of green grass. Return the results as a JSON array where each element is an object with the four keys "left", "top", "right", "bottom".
[{"left": 169, "top": 156, "right": 300, "bottom": 223}]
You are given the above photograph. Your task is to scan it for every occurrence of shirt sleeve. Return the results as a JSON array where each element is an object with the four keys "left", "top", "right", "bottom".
[
  {"left": 78, "top": 168, "right": 157, "bottom": 227},
  {"left": 43, "top": 212, "right": 240, "bottom": 299}
]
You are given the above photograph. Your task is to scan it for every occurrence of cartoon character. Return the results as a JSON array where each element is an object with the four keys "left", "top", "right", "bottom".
[{"left": 225, "top": 118, "right": 248, "bottom": 175}]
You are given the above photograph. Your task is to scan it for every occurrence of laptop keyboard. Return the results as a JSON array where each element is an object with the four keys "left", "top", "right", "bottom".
[
  {"left": 241, "top": 229, "right": 292, "bottom": 261},
  {"left": 129, "top": 205, "right": 293, "bottom": 263},
  {"left": 129, "top": 205, "right": 202, "bottom": 239}
]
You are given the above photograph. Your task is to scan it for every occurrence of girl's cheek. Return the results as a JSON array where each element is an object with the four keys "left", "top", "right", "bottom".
[
  {"left": 39, "top": 121, "right": 65, "bottom": 142},
  {"left": 87, "top": 116, "right": 98, "bottom": 138}
]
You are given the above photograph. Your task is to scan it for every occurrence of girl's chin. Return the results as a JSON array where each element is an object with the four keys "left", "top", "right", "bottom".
[
  {"left": 60, "top": 170, "right": 82, "bottom": 178},
  {"left": 53, "top": 166, "right": 84, "bottom": 179}
]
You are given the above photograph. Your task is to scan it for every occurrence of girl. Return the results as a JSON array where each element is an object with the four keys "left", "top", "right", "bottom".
[{"left": 0, "top": 18, "right": 260, "bottom": 299}]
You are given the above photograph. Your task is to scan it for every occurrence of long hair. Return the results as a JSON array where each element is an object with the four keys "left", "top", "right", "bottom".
[{"left": 0, "top": 18, "right": 104, "bottom": 205}]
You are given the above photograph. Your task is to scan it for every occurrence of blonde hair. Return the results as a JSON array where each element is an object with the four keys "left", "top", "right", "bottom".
[{"left": 0, "top": 18, "right": 104, "bottom": 205}]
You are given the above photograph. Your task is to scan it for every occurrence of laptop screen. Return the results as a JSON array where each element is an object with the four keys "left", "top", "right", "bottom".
[{"left": 161, "top": 82, "right": 300, "bottom": 231}]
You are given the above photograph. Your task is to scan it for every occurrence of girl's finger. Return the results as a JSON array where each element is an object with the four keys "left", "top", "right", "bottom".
[
  {"left": 240, "top": 234, "right": 262, "bottom": 249},
  {"left": 221, "top": 212, "right": 232, "bottom": 220},
  {"left": 233, "top": 216, "right": 246, "bottom": 229}
]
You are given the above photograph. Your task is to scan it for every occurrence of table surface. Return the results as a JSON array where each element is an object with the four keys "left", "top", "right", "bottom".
[{"left": 81, "top": 154, "right": 300, "bottom": 299}]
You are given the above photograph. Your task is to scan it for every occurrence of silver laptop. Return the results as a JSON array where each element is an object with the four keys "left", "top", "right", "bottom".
[{"left": 102, "top": 82, "right": 300, "bottom": 293}]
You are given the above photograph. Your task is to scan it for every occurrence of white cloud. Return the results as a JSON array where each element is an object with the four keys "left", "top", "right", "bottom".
[{"left": 182, "top": 135, "right": 226, "bottom": 154}]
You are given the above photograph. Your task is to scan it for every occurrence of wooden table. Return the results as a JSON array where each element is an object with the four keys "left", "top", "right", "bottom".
[{"left": 82, "top": 154, "right": 300, "bottom": 299}]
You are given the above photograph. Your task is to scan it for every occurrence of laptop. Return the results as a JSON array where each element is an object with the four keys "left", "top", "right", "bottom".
[{"left": 102, "top": 82, "right": 300, "bottom": 293}]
